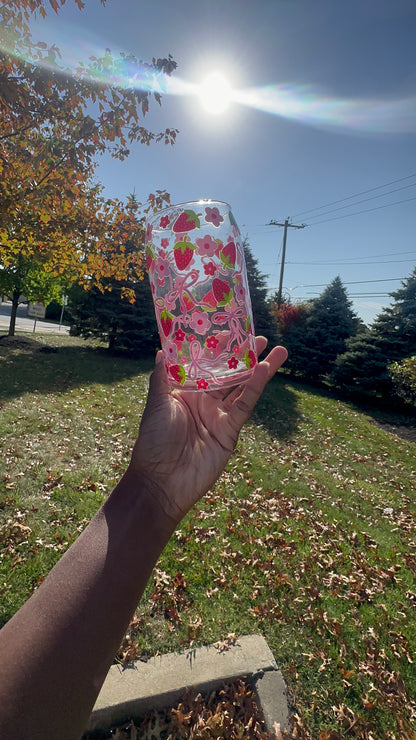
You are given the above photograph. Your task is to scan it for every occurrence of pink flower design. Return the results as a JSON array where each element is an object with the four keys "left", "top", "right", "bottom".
[
  {"left": 166, "top": 341, "right": 178, "bottom": 361},
  {"left": 232, "top": 344, "right": 241, "bottom": 355},
  {"left": 205, "top": 335, "right": 219, "bottom": 349},
  {"left": 205, "top": 206, "right": 224, "bottom": 227},
  {"left": 161, "top": 238, "right": 169, "bottom": 248},
  {"left": 188, "top": 334, "right": 197, "bottom": 343},
  {"left": 160, "top": 215, "right": 170, "bottom": 228},
  {"left": 235, "top": 283, "right": 246, "bottom": 303},
  {"left": 145, "top": 222, "right": 153, "bottom": 243},
  {"left": 195, "top": 234, "right": 217, "bottom": 257},
  {"left": 227, "top": 356, "right": 239, "bottom": 369},
  {"left": 197, "top": 378, "right": 209, "bottom": 390},
  {"left": 204, "top": 261, "right": 216, "bottom": 276},
  {"left": 189, "top": 310, "right": 211, "bottom": 335},
  {"left": 155, "top": 257, "right": 170, "bottom": 281},
  {"left": 175, "top": 329, "right": 186, "bottom": 342}
]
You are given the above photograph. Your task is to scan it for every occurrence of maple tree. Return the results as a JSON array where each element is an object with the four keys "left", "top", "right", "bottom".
[
  {"left": 68, "top": 193, "right": 160, "bottom": 353},
  {"left": 270, "top": 297, "right": 310, "bottom": 375},
  {"left": 0, "top": 0, "right": 177, "bottom": 333}
]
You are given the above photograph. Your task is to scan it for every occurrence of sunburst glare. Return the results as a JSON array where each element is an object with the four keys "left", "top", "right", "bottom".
[{"left": 3, "top": 20, "right": 415, "bottom": 135}]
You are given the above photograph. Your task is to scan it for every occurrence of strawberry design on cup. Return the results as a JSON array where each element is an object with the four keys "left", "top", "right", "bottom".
[
  {"left": 212, "top": 277, "right": 233, "bottom": 306},
  {"left": 172, "top": 209, "right": 201, "bottom": 233},
  {"left": 220, "top": 239, "right": 236, "bottom": 269},
  {"left": 244, "top": 349, "right": 257, "bottom": 369},
  {"left": 173, "top": 236, "right": 196, "bottom": 271},
  {"left": 200, "top": 289, "right": 217, "bottom": 310},
  {"left": 145, "top": 244, "right": 155, "bottom": 271},
  {"left": 169, "top": 364, "right": 186, "bottom": 385},
  {"left": 160, "top": 308, "right": 174, "bottom": 337}
]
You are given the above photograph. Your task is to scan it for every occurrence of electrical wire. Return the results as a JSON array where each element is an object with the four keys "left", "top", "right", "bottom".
[
  {"left": 293, "top": 277, "right": 407, "bottom": 287},
  {"left": 306, "top": 194, "right": 416, "bottom": 226},
  {"left": 292, "top": 172, "right": 416, "bottom": 219},
  {"left": 305, "top": 182, "right": 416, "bottom": 222},
  {"left": 287, "top": 258, "right": 415, "bottom": 266}
]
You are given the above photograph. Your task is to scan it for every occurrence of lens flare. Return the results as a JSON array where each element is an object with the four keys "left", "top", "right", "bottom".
[
  {"left": 232, "top": 84, "right": 416, "bottom": 134},
  {"left": 3, "top": 19, "right": 415, "bottom": 135}
]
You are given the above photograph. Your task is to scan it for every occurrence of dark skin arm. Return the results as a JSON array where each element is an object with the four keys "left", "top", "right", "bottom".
[{"left": 0, "top": 337, "right": 287, "bottom": 740}]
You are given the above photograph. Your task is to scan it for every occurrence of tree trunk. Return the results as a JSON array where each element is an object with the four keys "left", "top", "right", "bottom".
[
  {"left": 8, "top": 289, "right": 20, "bottom": 337},
  {"left": 108, "top": 331, "right": 117, "bottom": 351}
]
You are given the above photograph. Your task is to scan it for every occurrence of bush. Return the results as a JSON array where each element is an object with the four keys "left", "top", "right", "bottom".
[{"left": 390, "top": 356, "right": 416, "bottom": 406}]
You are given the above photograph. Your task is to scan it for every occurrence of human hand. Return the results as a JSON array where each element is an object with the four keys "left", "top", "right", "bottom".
[{"left": 129, "top": 337, "right": 287, "bottom": 525}]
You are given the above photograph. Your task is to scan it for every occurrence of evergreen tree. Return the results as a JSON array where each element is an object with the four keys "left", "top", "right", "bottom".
[
  {"left": 332, "top": 268, "right": 416, "bottom": 396},
  {"left": 331, "top": 330, "right": 390, "bottom": 394},
  {"left": 299, "top": 276, "right": 360, "bottom": 381},
  {"left": 243, "top": 240, "right": 276, "bottom": 344},
  {"left": 68, "top": 278, "right": 159, "bottom": 355}
]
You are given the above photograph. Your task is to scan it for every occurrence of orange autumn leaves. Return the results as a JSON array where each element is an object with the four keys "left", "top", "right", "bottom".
[{"left": 1, "top": 0, "right": 177, "bottom": 295}]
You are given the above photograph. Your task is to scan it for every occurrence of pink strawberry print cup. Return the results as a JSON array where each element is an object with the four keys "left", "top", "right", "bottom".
[{"left": 145, "top": 200, "right": 257, "bottom": 391}]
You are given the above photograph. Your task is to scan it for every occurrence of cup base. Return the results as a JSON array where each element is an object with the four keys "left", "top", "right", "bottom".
[{"left": 166, "top": 365, "right": 256, "bottom": 392}]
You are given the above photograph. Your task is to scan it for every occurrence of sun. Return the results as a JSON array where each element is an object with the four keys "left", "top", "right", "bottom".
[{"left": 198, "top": 72, "right": 233, "bottom": 115}]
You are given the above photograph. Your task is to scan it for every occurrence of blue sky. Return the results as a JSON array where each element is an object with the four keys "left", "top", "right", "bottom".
[{"left": 27, "top": 0, "right": 416, "bottom": 325}]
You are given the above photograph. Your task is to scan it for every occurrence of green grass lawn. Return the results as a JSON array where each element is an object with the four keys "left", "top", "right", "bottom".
[{"left": 1, "top": 332, "right": 415, "bottom": 739}]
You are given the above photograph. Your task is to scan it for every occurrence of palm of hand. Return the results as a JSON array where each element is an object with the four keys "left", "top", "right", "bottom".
[
  {"left": 133, "top": 384, "right": 238, "bottom": 517},
  {"left": 131, "top": 341, "right": 287, "bottom": 523}
]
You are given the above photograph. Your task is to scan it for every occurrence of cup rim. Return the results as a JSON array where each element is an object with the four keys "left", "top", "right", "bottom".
[{"left": 147, "top": 199, "right": 231, "bottom": 226}]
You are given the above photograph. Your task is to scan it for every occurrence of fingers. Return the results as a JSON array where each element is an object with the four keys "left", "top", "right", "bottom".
[
  {"left": 148, "top": 350, "right": 170, "bottom": 397},
  {"left": 211, "top": 336, "right": 270, "bottom": 403},
  {"left": 225, "top": 345, "right": 288, "bottom": 428},
  {"left": 255, "top": 335, "right": 268, "bottom": 357},
  {"left": 261, "top": 345, "right": 288, "bottom": 378}
]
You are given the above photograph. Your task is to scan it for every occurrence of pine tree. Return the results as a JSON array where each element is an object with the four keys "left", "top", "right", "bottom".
[
  {"left": 300, "top": 276, "right": 360, "bottom": 381},
  {"left": 332, "top": 268, "right": 416, "bottom": 396},
  {"left": 68, "top": 278, "right": 159, "bottom": 355},
  {"left": 331, "top": 330, "right": 390, "bottom": 394},
  {"left": 243, "top": 240, "right": 276, "bottom": 344}
]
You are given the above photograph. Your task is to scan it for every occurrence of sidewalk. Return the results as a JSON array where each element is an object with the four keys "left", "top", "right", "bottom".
[{"left": 85, "top": 635, "right": 290, "bottom": 736}]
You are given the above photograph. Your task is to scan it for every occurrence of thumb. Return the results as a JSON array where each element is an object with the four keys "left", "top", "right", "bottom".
[{"left": 148, "top": 350, "right": 170, "bottom": 396}]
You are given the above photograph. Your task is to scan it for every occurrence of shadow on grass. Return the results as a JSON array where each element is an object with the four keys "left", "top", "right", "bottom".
[
  {"left": 0, "top": 338, "right": 154, "bottom": 403},
  {"left": 251, "top": 372, "right": 300, "bottom": 441},
  {"left": 0, "top": 336, "right": 302, "bottom": 442}
]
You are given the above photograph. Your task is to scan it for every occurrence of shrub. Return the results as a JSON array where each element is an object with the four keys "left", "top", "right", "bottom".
[{"left": 390, "top": 356, "right": 416, "bottom": 405}]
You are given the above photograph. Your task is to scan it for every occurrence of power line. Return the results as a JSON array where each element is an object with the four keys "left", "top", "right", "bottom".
[
  {"left": 267, "top": 277, "right": 407, "bottom": 294},
  {"left": 285, "top": 249, "right": 416, "bottom": 264},
  {"left": 292, "top": 172, "right": 416, "bottom": 219},
  {"left": 306, "top": 194, "right": 416, "bottom": 226},
  {"left": 306, "top": 182, "right": 416, "bottom": 222},
  {"left": 302, "top": 293, "right": 392, "bottom": 298},
  {"left": 298, "top": 277, "right": 406, "bottom": 287},
  {"left": 287, "top": 258, "right": 415, "bottom": 266}
]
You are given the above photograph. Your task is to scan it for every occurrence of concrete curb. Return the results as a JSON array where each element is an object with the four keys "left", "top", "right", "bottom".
[{"left": 85, "top": 634, "right": 290, "bottom": 735}]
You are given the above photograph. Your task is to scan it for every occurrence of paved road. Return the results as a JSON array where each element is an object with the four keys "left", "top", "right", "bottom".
[{"left": 0, "top": 302, "right": 70, "bottom": 334}]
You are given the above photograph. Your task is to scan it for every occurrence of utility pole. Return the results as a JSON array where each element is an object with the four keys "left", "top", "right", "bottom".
[{"left": 268, "top": 218, "right": 306, "bottom": 306}]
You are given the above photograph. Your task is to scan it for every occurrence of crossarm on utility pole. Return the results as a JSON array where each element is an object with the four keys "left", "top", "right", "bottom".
[{"left": 268, "top": 218, "right": 306, "bottom": 306}]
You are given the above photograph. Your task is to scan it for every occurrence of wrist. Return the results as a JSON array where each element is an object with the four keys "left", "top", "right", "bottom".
[{"left": 107, "top": 466, "right": 180, "bottom": 538}]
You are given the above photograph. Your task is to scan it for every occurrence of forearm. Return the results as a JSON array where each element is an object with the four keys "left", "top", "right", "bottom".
[{"left": 0, "top": 468, "right": 175, "bottom": 740}]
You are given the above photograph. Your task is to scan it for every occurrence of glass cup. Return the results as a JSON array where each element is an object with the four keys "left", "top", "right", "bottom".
[{"left": 145, "top": 200, "right": 257, "bottom": 391}]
